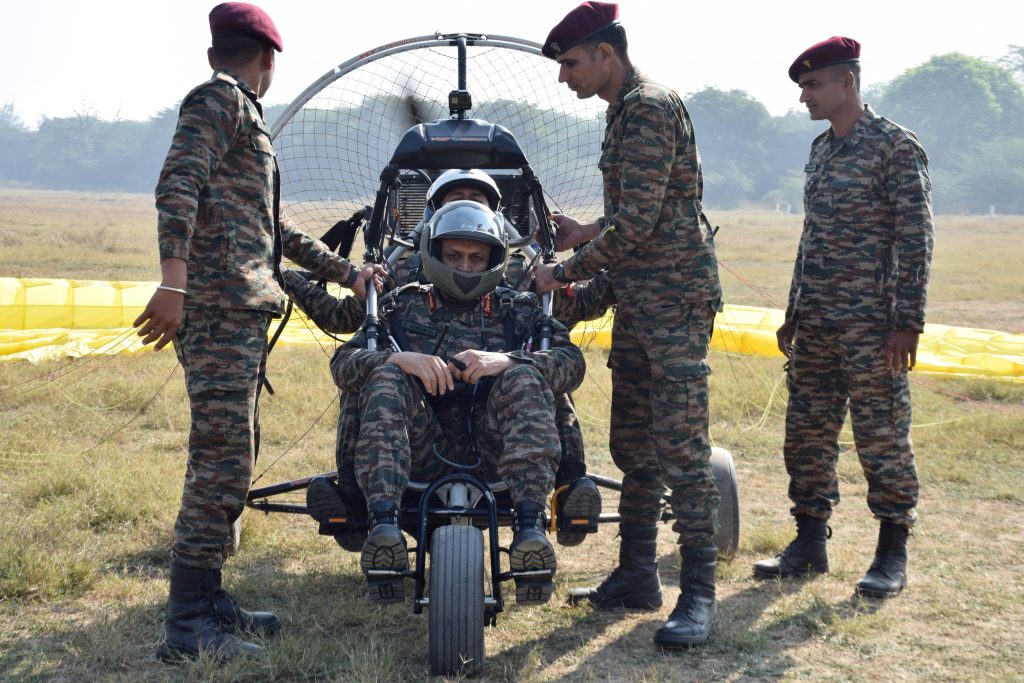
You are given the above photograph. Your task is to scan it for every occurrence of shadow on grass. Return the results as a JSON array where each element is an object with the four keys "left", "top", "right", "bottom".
[
  {"left": 4, "top": 537, "right": 894, "bottom": 681},
  {"left": 3, "top": 556, "right": 432, "bottom": 681},
  {"left": 480, "top": 548, "right": 891, "bottom": 681}
]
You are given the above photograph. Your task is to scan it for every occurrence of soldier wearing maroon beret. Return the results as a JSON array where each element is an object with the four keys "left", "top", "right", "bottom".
[
  {"left": 754, "top": 37, "right": 933, "bottom": 602},
  {"left": 136, "top": 2, "right": 382, "bottom": 662},
  {"left": 534, "top": 2, "right": 723, "bottom": 649}
]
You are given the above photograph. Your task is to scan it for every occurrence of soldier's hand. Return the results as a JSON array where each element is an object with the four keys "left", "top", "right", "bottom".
[
  {"left": 885, "top": 330, "right": 920, "bottom": 372},
  {"left": 776, "top": 320, "right": 797, "bottom": 359},
  {"left": 547, "top": 214, "right": 601, "bottom": 252},
  {"left": 450, "top": 350, "right": 514, "bottom": 384},
  {"left": 351, "top": 264, "right": 388, "bottom": 300},
  {"left": 386, "top": 352, "right": 454, "bottom": 395},
  {"left": 133, "top": 290, "right": 184, "bottom": 351},
  {"left": 533, "top": 264, "right": 564, "bottom": 294}
]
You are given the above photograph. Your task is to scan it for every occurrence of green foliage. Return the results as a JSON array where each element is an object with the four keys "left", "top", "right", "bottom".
[
  {"left": 877, "top": 53, "right": 1024, "bottom": 213},
  {"left": 2, "top": 51, "right": 1024, "bottom": 214},
  {"left": 998, "top": 44, "right": 1024, "bottom": 81},
  {"left": 879, "top": 53, "right": 1023, "bottom": 160}
]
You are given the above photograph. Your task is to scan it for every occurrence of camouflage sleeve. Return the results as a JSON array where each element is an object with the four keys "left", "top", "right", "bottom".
[
  {"left": 886, "top": 137, "right": 934, "bottom": 332},
  {"left": 155, "top": 84, "right": 240, "bottom": 262},
  {"left": 281, "top": 267, "right": 367, "bottom": 333},
  {"left": 507, "top": 317, "right": 586, "bottom": 395},
  {"left": 784, "top": 238, "right": 803, "bottom": 323},
  {"left": 552, "top": 271, "right": 616, "bottom": 328},
  {"left": 565, "top": 104, "right": 677, "bottom": 278},
  {"left": 281, "top": 211, "right": 356, "bottom": 285}
]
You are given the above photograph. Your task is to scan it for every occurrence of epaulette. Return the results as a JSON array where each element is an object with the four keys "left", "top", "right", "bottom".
[
  {"left": 627, "top": 76, "right": 674, "bottom": 110},
  {"left": 811, "top": 128, "right": 831, "bottom": 147},
  {"left": 873, "top": 115, "right": 919, "bottom": 145},
  {"left": 180, "top": 72, "right": 240, "bottom": 110},
  {"left": 213, "top": 71, "right": 239, "bottom": 87}
]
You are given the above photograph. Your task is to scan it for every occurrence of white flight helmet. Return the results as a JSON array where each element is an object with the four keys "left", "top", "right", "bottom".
[{"left": 425, "top": 169, "right": 501, "bottom": 211}]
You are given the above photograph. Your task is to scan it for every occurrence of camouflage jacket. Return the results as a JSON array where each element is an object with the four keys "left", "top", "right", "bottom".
[
  {"left": 552, "top": 272, "right": 616, "bottom": 328},
  {"left": 330, "top": 284, "right": 585, "bottom": 397},
  {"left": 564, "top": 70, "right": 722, "bottom": 310},
  {"left": 506, "top": 254, "right": 616, "bottom": 329},
  {"left": 156, "top": 70, "right": 355, "bottom": 314},
  {"left": 283, "top": 267, "right": 389, "bottom": 334},
  {"left": 787, "top": 105, "right": 934, "bottom": 331}
]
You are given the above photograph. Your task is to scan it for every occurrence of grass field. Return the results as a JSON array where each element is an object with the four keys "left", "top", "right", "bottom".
[{"left": 1, "top": 189, "right": 1022, "bottom": 682}]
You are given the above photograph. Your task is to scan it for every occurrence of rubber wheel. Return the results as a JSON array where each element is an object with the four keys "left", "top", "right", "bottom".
[
  {"left": 428, "top": 525, "right": 485, "bottom": 676},
  {"left": 711, "top": 447, "right": 740, "bottom": 558},
  {"left": 226, "top": 515, "right": 242, "bottom": 556}
]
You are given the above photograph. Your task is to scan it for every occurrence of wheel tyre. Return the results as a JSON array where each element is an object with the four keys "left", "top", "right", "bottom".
[
  {"left": 226, "top": 516, "right": 242, "bottom": 557},
  {"left": 711, "top": 447, "right": 740, "bottom": 558},
  {"left": 428, "top": 525, "right": 485, "bottom": 676}
]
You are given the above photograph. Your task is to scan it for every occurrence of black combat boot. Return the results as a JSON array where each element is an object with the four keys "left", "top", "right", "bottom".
[
  {"left": 360, "top": 501, "right": 407, "bottom": 604},
  {"left": 654, "top": 546, "right": 717, "bottom": 648},
  {"left": 554, "top": 476, "right": 602, "bottom": 547},
  {"left": 509, "top": 500, "right": 557, "bottom": 604},
  {"left": 568, "top": 523, "right": 663, "bottom": 609},
  {"left": 156, "top": 563, "right": 264, "bottom": 662},
  {"left": 753, "top": 514, "right": 831, "bottom": 578},
  {"left": 306, "top": 475, "right": 367, "bottom": 552},
  {"left": 211, "top": 568, "right": 281, "bottom": 637},
  {"left": 856, "top": 521, "right": 909, "bottom": 598}
]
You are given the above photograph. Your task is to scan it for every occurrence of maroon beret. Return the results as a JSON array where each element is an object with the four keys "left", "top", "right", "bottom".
[
  {"left": 209, "top": 2, "right": 283, "bottom": 52},
  {"left": 789, "top": 36, "right": 860, "bottom": 83},
  {"left": 542, "top": 2, "right": 619, "bottom": 60}
]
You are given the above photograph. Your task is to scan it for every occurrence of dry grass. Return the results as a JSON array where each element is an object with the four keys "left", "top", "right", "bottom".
[{"left": 1, "top": 190, "right": 1023, "bottom": 681}]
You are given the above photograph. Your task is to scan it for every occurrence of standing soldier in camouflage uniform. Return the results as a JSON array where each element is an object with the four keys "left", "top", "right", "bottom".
[
  {"left": 534, "top": 2, "right": 723, "bottom": 648},
  {"left": 753, "top": 37, "right": 933, "bottom": 599},
  {"left": 331, "top": 200, "right": 585, "bottom": 605},
  {"left": 133, "top": 3, "right": 380, "bottom": 661}
]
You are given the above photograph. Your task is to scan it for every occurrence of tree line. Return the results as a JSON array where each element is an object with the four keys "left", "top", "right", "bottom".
[{"left": 2, "top": 49, "right": 1022, "bottom": 215}]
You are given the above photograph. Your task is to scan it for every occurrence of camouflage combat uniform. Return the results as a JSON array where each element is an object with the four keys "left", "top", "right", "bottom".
[
  {"left": 784, "top": 105, "right": 933, "bottom": 527},
  {"left": 159, "top": 70, "right": 359, "bottom": 570},
  {"left": 329, "top": 284, "right": 585, "bottom": 508},
  {"left": 551, "top": 271, "right": 616, "bottom": 329},
  {"left": 562, "top": 70, "right": 722, "bottom": 547},
  {"left": 282, "top": 257, "right": 601, "bottom": 494}
]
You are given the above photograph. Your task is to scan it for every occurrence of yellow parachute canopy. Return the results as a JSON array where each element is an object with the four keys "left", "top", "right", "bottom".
[{"left": 1, "top": 277, "right": 1022, "bottom": 381}]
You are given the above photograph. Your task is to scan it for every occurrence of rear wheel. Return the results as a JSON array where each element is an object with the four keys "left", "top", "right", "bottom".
[
  {"left": 226, "top": 516, "right": 242, "bottom": 556},
  {"left": 428, "top": 525, "right": 485, "bottom": 676},
  {"left": 711, "top": 447, "right": 740, "bottom": 558}
]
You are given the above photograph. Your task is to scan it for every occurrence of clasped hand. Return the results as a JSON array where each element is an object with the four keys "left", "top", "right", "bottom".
[{"left": 387, "top": 350, "right": 513, "bottom": 395}]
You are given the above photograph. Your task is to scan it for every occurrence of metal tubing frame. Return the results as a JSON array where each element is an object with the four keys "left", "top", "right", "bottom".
[
  {"left": 269, "top": 34, "right": 544, "bottom": 139},
  {"left": 409, "top": 471, "right": 505, "bottom": 617}
]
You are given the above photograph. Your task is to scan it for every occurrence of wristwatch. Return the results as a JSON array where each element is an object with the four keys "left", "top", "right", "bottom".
[{"left": 552, "top": 263, "right": 576, "bottom": 284}]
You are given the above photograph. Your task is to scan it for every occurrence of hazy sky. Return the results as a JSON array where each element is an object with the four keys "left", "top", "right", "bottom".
[{"left": 3, "top": 0, "right": 1019, "bottom": 128}]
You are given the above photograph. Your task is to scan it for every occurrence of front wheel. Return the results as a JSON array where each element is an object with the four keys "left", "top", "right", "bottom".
[{"left": 428, "top": 524, "right": 485, "bottom": 676}]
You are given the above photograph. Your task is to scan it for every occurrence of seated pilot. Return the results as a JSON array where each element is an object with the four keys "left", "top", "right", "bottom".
[
  {"left": 330, "top": 199, "right": 585, "bottom": 605},
  {"left": 286, "top": 169, "right": 601, "bottom": 550}
]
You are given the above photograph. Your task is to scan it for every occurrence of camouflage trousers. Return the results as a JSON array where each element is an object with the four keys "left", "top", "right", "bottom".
[
  {"left": 608, "top": 301, "right": 720, "bottom": 546},
  {"left": 340, "top": 394, "right": 583, "bottom": 468},
  {"left": 171, "top": 307, "right": 271, "bottom": 570},
  {"left": 785, "top": 324, "right": 918, "bottom": 526},
  {"left": 554, "top": 392, "right": 586, "bottom": 483},
  {"left": 354, "top": 363, "right": 558, "bottom": 508}
]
